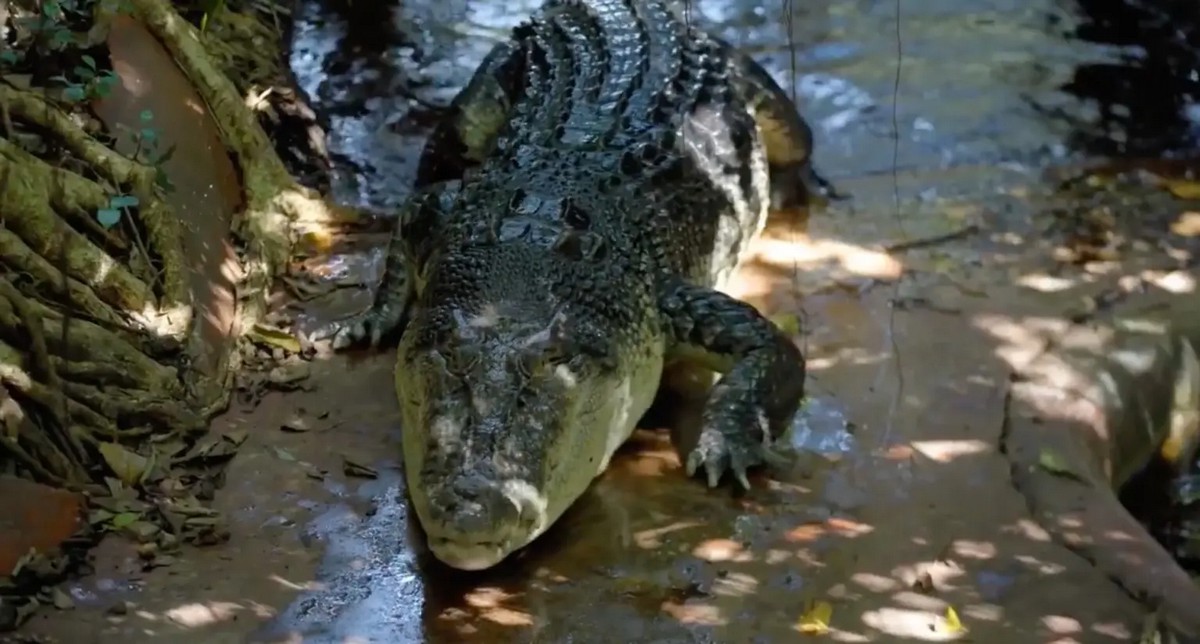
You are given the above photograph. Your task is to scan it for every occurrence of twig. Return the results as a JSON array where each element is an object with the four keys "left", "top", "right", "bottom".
[{"left": 882, "top": 224, "right": 979, "bottom": 253}]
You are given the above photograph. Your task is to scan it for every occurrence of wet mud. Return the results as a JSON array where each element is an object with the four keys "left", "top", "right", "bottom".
[{"left": 18, "top": 0, "right": 1200, "bottom": 642}]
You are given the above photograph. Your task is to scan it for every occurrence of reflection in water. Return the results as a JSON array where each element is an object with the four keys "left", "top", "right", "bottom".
[
  {"left": 789, "top": 397, "right": 856, "bottom": 456},
  {"left": 1053, "top": 0, "right": 1200, "bottom": 157}
]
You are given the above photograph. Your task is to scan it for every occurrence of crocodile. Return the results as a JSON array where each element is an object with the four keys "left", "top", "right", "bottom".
[{"left": 315, "top": 0, "right": 835, "bottom": 571}]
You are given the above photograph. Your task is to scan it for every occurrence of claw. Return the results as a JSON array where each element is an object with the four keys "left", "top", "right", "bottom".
[
  {"left": 706, "top": 462, "right": 722, "bottom": 489},
  {"left": 685, "top": 423, "right": 792, "bottom": 491},
  {"left": 308, "top": 310, "right": 389, "bottom": 351},
  {"left": 733, "top": 469, "right": 751, "bottom": 491}
]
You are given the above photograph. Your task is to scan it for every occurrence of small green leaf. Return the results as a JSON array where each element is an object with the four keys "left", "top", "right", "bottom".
[
  {"left": 72, "top": 65, "right": 94, "bottom": 80},
  {"left": 1037, "top": 448, "right": 1086, "bottom": 482},
  {"left": 63, "top": 85, "right": 86, "bottom": 102},
  {"left": 108, "top": 194, "right": 139, "bottom": 209},
  {"left": 81, "top": 54, "right": 96, "bottom": 69},
  {"left": 0, "top": 51, "right": 20, "bottom": 65},
  {"left": 139, "top": 109, "right": 154, "bottom": 122},
  {"left": 50, "top": 28, "right": 72, "bottom": 49},
  {"left": 140, "top": 128, "right": 157, "bottom": 143},
  {"left": 93, "top": 74, "right": 116, "bottom": 97},
  {"left": 96, "top": 208, "right": 121, "bottom": 228},
  {"left": 110, "top": 512, "right": 140, "bottom": 529}
]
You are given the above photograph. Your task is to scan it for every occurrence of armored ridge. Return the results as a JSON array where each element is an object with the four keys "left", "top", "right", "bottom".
[{"left": 315, "top": 0, "right": 830, "bottom": 571}]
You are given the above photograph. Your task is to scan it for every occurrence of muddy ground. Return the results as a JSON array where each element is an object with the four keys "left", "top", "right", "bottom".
[{"left": 14, "top": 0, "right": 1200, "bottom": 642}]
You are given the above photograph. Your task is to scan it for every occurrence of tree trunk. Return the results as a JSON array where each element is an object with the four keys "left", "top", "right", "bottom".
[{"left": 0, "top": 0, "right": 347, "bottom": 563}]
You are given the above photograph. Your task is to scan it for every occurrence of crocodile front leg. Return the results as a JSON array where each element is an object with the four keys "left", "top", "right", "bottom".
[
  {"left": 311, "top": 187, "right": 449, "bottom": 349},
  {"left": 660, "top": 279, "right": 806, "bottom": 490}
]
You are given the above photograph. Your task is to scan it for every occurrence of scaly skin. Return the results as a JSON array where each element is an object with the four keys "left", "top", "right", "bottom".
[{"left": 313, "top": 0, "right": 835, "bottom": 571}]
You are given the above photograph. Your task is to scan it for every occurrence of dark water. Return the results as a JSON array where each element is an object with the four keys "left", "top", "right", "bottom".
[
  {"left": 1058, "top": 0, "right": 1200, "bottom": 157},
  {"left": 289, "top": 0, "right": 1199, "bottom": 216}
]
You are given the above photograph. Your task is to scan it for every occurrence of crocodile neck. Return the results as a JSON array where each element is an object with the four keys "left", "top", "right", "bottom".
[{"left": 496, "top": 0, "right": 712, "bottom": 156}]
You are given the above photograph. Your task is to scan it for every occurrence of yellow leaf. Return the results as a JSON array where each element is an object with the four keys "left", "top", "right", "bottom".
[
  {"left": 1166, "top": 180, "right": 1200, "bottom": 200},
  {"left": 1170, "top": 212, "right": 1200, "bottom": 237},
  {"left": 248, "top": 324, "right": 302, "bottom": 353},
  {"left": 300, "top": 229, "right": 335, "bottom": 253},
  {"left": 98, "top": 442, "right": 149, "bottom": 486},
  {"left": 771, "top": 313, "right": 801, "bottom": 336},
  {"left": 797, "top": 600, "right": 833, "bottom": 635},
  {"left": 943, "top": 606, "right": 964, "bottom": 633}
]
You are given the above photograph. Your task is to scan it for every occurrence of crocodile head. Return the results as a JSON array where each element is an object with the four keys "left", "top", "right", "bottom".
[{"left": 395, "top": 286, "right": 661, "bottom": 570}]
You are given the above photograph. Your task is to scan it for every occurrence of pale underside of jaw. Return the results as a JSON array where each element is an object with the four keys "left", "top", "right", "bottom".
[
  {"left": 423, "top": 480, "right": 552, "bottom": 571},
  {"left": 426, "top": 521, "right": 549, "bottom": 571},
  {"left": 427, "top": 539, "right": 509, "bottom": 571}
]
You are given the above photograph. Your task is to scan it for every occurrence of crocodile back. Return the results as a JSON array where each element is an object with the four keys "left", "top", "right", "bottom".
[{"left": 440, "top": 0, "right": 772, "bottom": 294}]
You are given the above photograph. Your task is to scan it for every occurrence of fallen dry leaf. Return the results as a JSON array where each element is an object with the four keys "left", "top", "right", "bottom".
[
  {"left": 1166, "top": 180, "right": 1200, "bottom": 200},
  {"left": 98, "top": 442, "right": 149, "bottom": 486},
  {"left": 1170, "top": 212, "right": 1200, "bottom": 237},
  {"left": 248, "top": 324, "right": 302, "bottom": 353}
]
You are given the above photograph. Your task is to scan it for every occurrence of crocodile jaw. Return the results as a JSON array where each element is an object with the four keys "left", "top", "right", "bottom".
[
  {"left": 418, "top": 479, "right": 551, "bottom": 571},
  {"left": 397, "top": 338, "right": 664, "bottom": 571}
]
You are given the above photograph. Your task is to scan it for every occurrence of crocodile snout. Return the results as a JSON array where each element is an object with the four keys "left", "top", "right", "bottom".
[
  {"left": 429, "top": 476, "right": 524, "bottom": 536},
  {"left": 420, "top": 475, "right": 537, "bottom": 570}
]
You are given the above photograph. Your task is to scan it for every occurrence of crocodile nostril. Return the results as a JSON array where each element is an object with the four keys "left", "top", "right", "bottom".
[{"left": 429, "top": 478, "right": 523, "bottom": 541}]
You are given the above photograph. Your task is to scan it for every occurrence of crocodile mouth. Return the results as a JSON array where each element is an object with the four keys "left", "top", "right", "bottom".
[{"left": 425, "top": 536, "right": 512, "bottom": 571}]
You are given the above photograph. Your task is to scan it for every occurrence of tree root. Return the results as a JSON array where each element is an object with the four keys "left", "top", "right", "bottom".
[
  {"left": 0, "top": 139, "right": 154, "bottom": 312},
  {"left": 0, "top": 84, "right": 190, "bottom": 313},
  {"left": 0, "top": 226, "right": 126, "bottom": 329}
]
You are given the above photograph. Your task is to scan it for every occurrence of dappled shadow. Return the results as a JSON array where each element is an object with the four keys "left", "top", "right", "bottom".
[{"left": 1044, "top": 0, "right": 1200, "bottom": 158}]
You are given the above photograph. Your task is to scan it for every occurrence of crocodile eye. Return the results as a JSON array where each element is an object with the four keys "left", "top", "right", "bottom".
[{"left": 513, "top": 341, "right": 568, "bottom": 379}]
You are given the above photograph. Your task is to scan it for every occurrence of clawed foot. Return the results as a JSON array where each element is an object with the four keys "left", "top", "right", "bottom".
[
  {"left": 308, "top": 307, "right": 403, "bottom": 350},
  {"left": 685, "top": 417, "right": 791, "bottom": 491}
]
